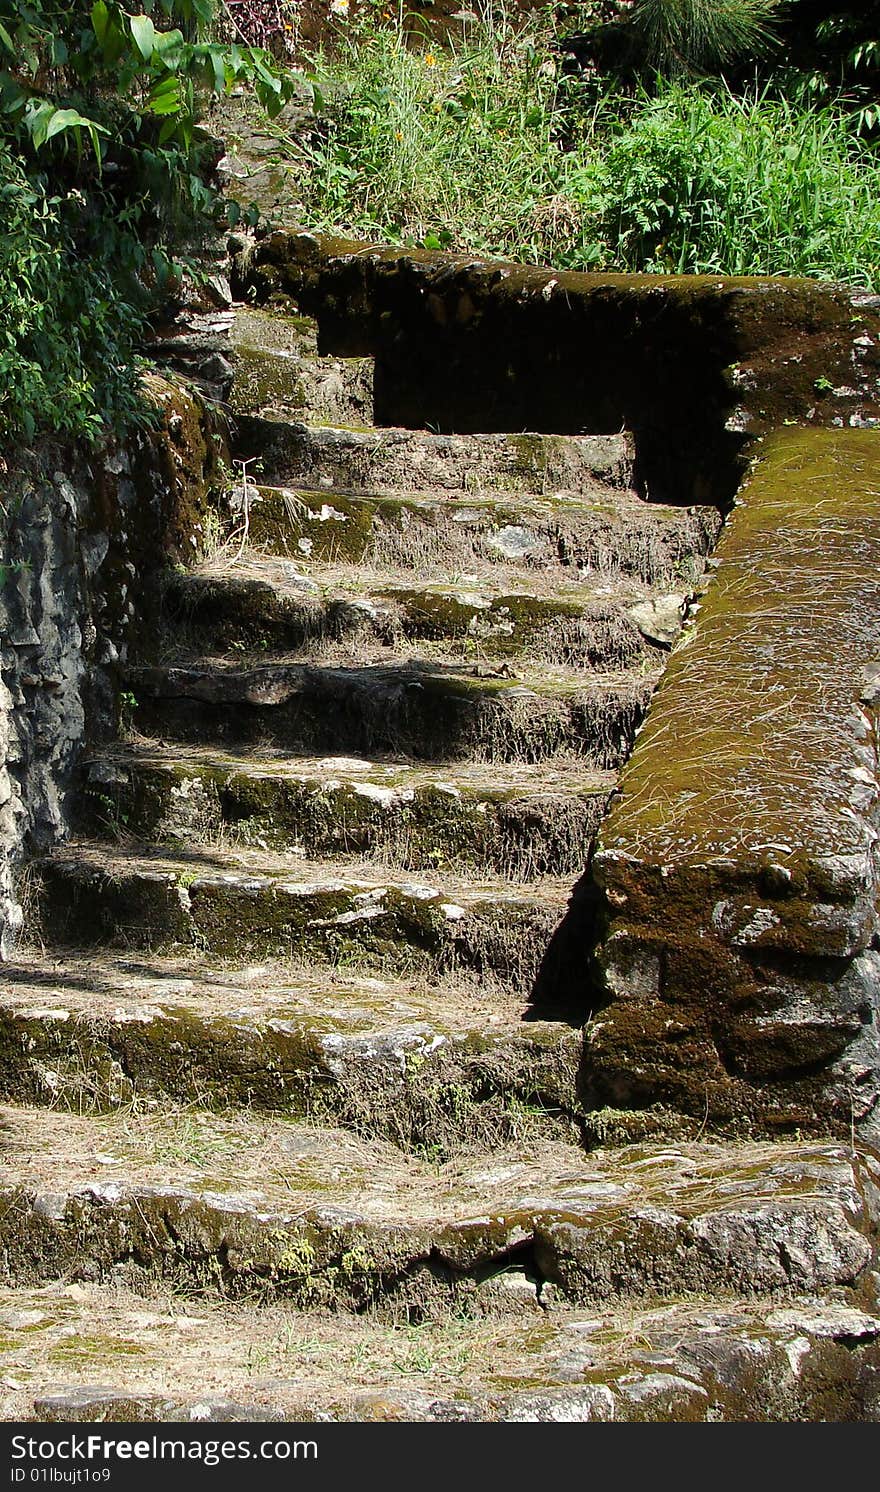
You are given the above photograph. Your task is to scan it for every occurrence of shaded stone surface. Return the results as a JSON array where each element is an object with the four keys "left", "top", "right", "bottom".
[
  {"left": 0, "top": 381, "right": 222, "bottom": 958},
  {"left": 34, "top": 1388, "right": 286, "bottom": 1423},
  {"left": 32, "top": 843, "right": 574, "bottom": 999},
  {"left": 243, "top": 232, "right": 880, "bottom": 506},
  {"left": 588, "top": 428, "right": 880, "bottom": 1138},
  {"left": 238, "top": 482, "right": 718, "bottom": 582},
  {"left": 0, "top": 950, "right": 583, "bottom": 1151},
  {"left": 229, "top": 306, "right": 374, "bottom": 426},
  {"left": 125, "top": 659, "right": 653, "bottom": 766},
  {"left": 79, "top": 746, "right": 615, "bottom": 879},
  {"left": 159, "top": 563, "right": 656, "bottom": 672},
  {"left": 235, "top": 417, "right": 635, "bottom": 498}
]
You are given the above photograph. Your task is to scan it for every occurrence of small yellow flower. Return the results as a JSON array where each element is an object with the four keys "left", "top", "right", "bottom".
[
  {"left": 395, "top": 130, "right": 403, "bottom": 140},
  {"left": 424, "top": 53, "right": 436, "bottom": 67}
]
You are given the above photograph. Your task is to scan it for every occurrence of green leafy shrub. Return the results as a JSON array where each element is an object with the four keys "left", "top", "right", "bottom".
[
  {"left": 0, "top": 1, "right": 296, "bottom": 446},
  {"left": 0, "top": 141, "right": 148, "bottom": 443},
  {"left": 295, "top": 18, "right": 603, "bottom": 266},
  {"left": 802, "top": 6, "right": 880, "bottom": 134},
  {"left": 293, "top": 17, "right": 880, "bottom": 290},
  {"left": 596, "top": 84, "right": 880, "bottom": 281}
]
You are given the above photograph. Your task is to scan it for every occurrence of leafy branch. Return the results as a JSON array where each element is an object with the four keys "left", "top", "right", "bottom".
[{"left": 0, "top": 2, "right": 302, "bottom": 446}]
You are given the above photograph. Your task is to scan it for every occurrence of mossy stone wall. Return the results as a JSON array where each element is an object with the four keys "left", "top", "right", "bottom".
[{"left": 0, "top": 379, "right": 222, "bottom": 952}]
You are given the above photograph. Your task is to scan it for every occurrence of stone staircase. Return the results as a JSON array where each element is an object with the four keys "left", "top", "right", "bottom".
[{"left": 2, "top": 293, "right": 880, "bottom": 1422}]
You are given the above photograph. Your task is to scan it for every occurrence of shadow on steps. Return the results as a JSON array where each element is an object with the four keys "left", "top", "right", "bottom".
[{"left": 527, "top": 867, "right": 607, "bottom": 1026}]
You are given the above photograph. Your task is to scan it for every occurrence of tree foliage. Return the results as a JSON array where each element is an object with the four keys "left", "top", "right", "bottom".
[
  {"left": 0, "top": 136, "right": 148, "bottom": 442},
  {"left": 0, "top": 2, "right": 295, "bottom": 153},
  {"left": 0, "top": 2, "right": 298, "bottom": 446},
  {"left": 803, "top": 5, "right": 880, "bottom": 132}
]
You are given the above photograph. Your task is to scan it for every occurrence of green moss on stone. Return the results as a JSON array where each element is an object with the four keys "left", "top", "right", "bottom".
[{"left": 588, "top": 428, "right": 880, "bottom": 1138}]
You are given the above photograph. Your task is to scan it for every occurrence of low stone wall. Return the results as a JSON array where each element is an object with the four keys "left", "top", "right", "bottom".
[
  {"left": 241, "top": 231, "right": 880, "bottom": 506},
  {"left": 586, "top": 427, "right": 880, "bottom": 1139},
  {"left": 0, "top": 378, "right": 221, "bottom": 955}
]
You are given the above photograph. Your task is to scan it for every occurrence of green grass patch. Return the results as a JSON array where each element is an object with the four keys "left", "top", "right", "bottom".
[
  {"left": 598, "top": 83, "right": 880, "bottom": 280},
  {"left": 288, "top": 18, "right": 880, "bottom": 290}
]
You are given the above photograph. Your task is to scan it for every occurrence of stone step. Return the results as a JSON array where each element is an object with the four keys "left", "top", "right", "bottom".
[
  {"left": 144, "top": 308, "right": 237, "bottom": 401},
  {"left": 229, "top": 305, "right": 374, "bottom": 426},
  {"left": 0, "top": 950, "right": 582, "bottom": 1153},
  {"left": 7, "top": 1285, "right": 880, "bottom": 1422},
  {"left": 235, "top": 416, "right": 635, "bottom": 499},
  {"left": 0, "top": 1106, "right": 873, "bottom": 1316},
  {"left": 81, "top": 747, "right": 616, "bottom": 879},
  {"left": 161, "top": 559, "right": 676, "bottom": 668},
  {"left": 126, "top": 660, "right": 654, "bottom": 766},
  {"left": 33, "top": 843, "right": 576, "bottom": 998},
  {"left": 235, "top": 483, "right": 719, "bottom": 587}
]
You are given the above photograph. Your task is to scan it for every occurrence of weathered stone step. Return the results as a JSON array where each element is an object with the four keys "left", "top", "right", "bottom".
[
  {"left": 0, "top": 950, "right": 582, "bottom": 1151},
  {"left": 0, "top": 1106, "right": 873, "bottom": 1315},
  {"left": 229, "top": 305, "right": 374, "bottom": 426},
  {"left": 9, "top": 1284, "right": 880, "bottom": 1422},
  {"left": 127, "top": 660, "right": 654, "bottom": 766},
  {"left": 234, "top": 417, "right": 635, "bottom": 501},
  {"left": 235, "top": 483, "right": 719, "bottom": 587},
  {"left": 245, "top": 232, "right": 880, "bottom": 508},
  {"left": 162, "top": 558, "right": 674, "bottom": 667},
  {"left": 33, "top": 843, "right": 575, "bottom": 997},
  {"left": 82, "top": 747, "right": 615, "bottom": 878}
]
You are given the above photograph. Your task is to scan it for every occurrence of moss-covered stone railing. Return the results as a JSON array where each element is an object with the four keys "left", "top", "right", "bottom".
[
  {"left": 240, "top": 231, "right": 880, "bottom": 506},
  {"left": 586, "top": 428, "right": 880, "bottom": 1140}
]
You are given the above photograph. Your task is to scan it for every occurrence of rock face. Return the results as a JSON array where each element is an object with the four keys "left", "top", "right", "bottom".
[
  {"left": 0, "top": 381, "right": 220, "bottom": 956},
  {"left": 588, "top": 428, "right": 880, "bottom": 1139},
  {"left": 0, "top": 1109, "right": 872, "bottom": 1310},
  {"left": 228, "top": 306, "right": 374, "bottom": 427}
]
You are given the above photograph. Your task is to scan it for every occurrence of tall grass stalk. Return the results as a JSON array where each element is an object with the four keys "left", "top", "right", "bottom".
[
  {"left": 630, "top": 0, "right": 783, "bottom": 74},
  {"left": 295, "top": 17, "right": 604, "bottom": 266}
]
